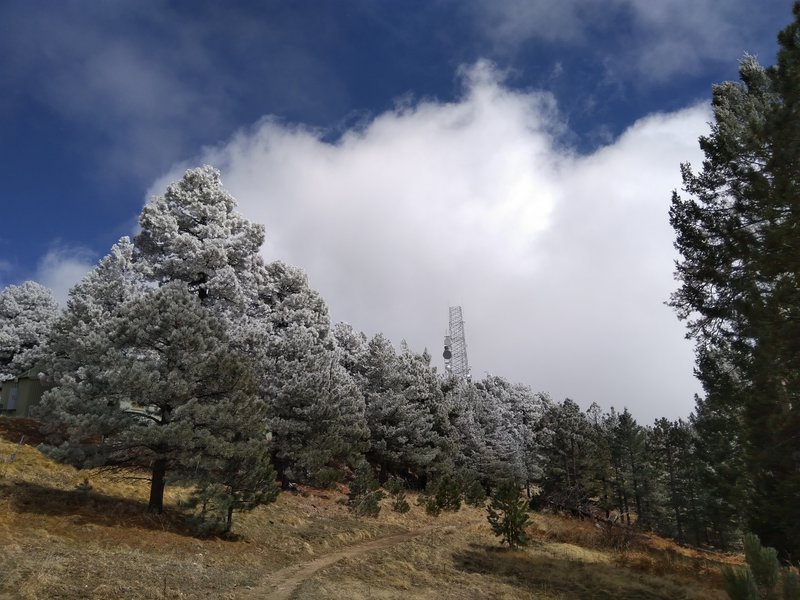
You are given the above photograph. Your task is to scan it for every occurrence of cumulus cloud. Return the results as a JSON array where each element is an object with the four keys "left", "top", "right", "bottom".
[
  {"left": 34, "top": 244, "right": 96, "bottom": 306},
  {"left": 152, "top": 62, "right": 706, "bottom": 423}
]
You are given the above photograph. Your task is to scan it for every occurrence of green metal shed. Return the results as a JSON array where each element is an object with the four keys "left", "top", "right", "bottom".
[{"left": 0, "top": 369, "right": 52, "bottom": 417}]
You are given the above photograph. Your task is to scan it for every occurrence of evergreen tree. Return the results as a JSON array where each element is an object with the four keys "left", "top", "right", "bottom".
[
  {"left": 261, "top": 262, "right": 368, "bottom": 483},
  {"left": 536, "top": 399, "right": 594, "bottom": 515},
  {"left": 360, "top": 334, "right": 440, "bottom": 481},
  {"left": 134, "top": 167, "right": 367, "bottom": 486},
  {"left": 475, "top": 376, "right": 547, "bottom": 492},
  {"left": 0, "top": 281, "right": 59, "bottom": 381},
  {"left": 134, "top": 165, "right": 266, "bottom": 314},
  {"left": 442, "top": 376, "right": 494, "bottom": 484},
  {"left": 187, "top": 437, "right": 278, "bottom": 535},
  {"left": 691, "top": 392, "right": 748, "bottom": 547},
  {"left": 650, "top": 418, "right": 703, "bottom": 543},
  {"left": 669, "top": 4, "right": 800, "bottom": 558},
  {"left": 348, "top": 462, "right": 384, "bottom": 517},
  {"left": 43, "top": 238, "right": 146, "bottom": 381},
  {"left": 332, "top": 322, "right": 369, "bottom": 380},
  {"left": 487, "top": 480, "right": 530, "bottom": 549},
  {"left": 384, "top": 476, "right": 411, "bottom": 513},
  {"left": 722, "top": 534, "right": 800, "bottom": 600},
  {"left": 38, "top": 283, "right": 271, "bottom": 514},
  {"left": 609, "top": 409, "right": 656, "bottom": 527}
]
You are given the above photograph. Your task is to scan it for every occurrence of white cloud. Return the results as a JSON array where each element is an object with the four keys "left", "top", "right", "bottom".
[
  {"left": 153, "top": 62, "right": 707, "bottom": 423},
  {"left": 34, "top": 244, "right": 95, "bottom": 306}
]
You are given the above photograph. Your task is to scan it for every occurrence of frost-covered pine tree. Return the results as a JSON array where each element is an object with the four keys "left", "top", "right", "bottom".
[
  {"left": 442, "top": 375, "right": 493, "bottom": 482},
  {"left": 0, "top": 281, "right": 59, "bottom": 381},
  {"left": 134, "top": 165, "right": 267, "bottom": 316},
  {"left": 44, "top": 238, "right": 146, "bottom": 379},
  {"left": 477, "top": 375, "right": 549, "bottom": 492},
  {"left": 359, "top": 334, "right": 441, "bottom": 481},
  {"left": 38, "top": 282, "right": 273, "bottom": 514},
  {"left": 261, "top": 262, "right": 368, "bottom": 484},
  {"left": 332, "top": 322, "right": 369, "bottom": 381}
]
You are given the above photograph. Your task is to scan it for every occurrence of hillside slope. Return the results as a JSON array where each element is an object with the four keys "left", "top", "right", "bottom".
[{"left": 0, "top": 427, "right": 736, "bottom": 599}]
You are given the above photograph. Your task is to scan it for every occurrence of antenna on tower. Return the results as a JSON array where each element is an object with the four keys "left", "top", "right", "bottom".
[{"left": 443, "top": 306, "right": 470, "bottom": 381}]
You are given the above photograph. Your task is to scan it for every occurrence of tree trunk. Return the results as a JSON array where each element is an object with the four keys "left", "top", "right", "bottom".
[
  {"left": 225, "top": 505, "right": 234, "bottom": 534},
  {"left": 148, "top": 458, "right": 167, "bottom": 513}
]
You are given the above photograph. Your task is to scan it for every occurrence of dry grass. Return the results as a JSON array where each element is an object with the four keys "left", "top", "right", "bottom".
[
  {"left": 295, "top": 509, "right": 731, "bottom": 600},
  {"left": 0, "top": 430, "right": 737, "bottom": 599}
]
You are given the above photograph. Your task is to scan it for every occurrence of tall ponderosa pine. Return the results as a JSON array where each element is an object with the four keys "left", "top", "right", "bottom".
[
  {"left": 669, "top": 4, "right": 800, "bottom": 558},
  {"left": 39, "top": 276, "right": 274, "bottom": 515}
]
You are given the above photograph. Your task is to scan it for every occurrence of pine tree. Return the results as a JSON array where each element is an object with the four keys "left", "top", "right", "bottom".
[
  {"left": 261, "top": 262, "right": 368, "bottom": 483},
  {"left": 722, "top": 534, "right": 800, "bottom": 600},
  {"left": 133, "top": 167, "right": 367, "bottom": 486},
  {"left": 442, "top": 376, "right": 494, "bottom": 483},
  {"left": 476, "top": 376, "right": 547, "bottom": 493},
  {"left": 360, "top": 334, "right": 440, "bottom": 481},
  {"left": 669, "top": 4, "right": 800, "bottom": 558},
  {"left": 348, "top": 462, "right": 384, "bottom": 517},
  {"left": 0, "top": 281, "right": 59, "bottom": 381},
  {"left": 487, "top": 480, "right": 529, "bottom": 549},
  {"left": 384, "top": 476, "right": 411, "bottom": 513},
  {"left": 650, "top": 418, "right": 703, "bottom": 543},
  {"left": 134, "top": 165, "right": 266, "bottom": 314},
  {"left": 38, "top": 282, "right": 271, "bottom": 514},
  {"left": 186, "top": 437, "right": 278, "bottom": 535},
  {"left": 537, "top": 399, "right": 594, "bottom": 515}
]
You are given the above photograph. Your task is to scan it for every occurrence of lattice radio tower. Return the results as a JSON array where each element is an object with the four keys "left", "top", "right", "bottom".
[{"left": 443, "top": 306, "right": 470, "bottom": 380}]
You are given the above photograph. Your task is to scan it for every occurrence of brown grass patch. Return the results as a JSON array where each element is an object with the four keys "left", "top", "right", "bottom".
[{"left": 0, "top": 438, "right": 738, "bottom": 599}]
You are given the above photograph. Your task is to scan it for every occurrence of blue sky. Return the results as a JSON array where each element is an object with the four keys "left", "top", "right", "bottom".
[{"left": 0, "top": 1, "right": 794, "bottom": 421}]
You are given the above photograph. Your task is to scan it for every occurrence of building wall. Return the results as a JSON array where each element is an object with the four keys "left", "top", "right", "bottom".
[{"left": 0, "top": 376, "right": 50, "bottom": 417}]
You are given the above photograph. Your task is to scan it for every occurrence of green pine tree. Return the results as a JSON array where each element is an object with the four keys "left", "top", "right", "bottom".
[
  {"left": 486, "top": 480, "right": 529, "bottom": 549},
  {"left": 669, "top": 3, "right": 800, "bottom": 559}
]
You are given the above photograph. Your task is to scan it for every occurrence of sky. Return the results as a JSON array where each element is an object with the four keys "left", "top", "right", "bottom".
[{"left": 0, "top": 0, "right": 794, "bottom": 423}]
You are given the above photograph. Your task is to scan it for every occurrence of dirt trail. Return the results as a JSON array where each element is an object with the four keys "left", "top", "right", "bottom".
[{"left": 235, "top": 528, "right": 432, "bottom": 600}]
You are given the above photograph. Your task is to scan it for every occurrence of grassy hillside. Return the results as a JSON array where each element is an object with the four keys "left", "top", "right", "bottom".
[{"left": 0, "top": 421, "right": 738, "bottom": 599}]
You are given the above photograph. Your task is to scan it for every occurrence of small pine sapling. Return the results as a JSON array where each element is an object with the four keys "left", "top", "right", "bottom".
[
  {"left": 348, "top": 463, "right": 384, "bottom": 517},
  {"left": 435, "top": 474, "right": 462, "bottom": 512},
  {"left": 722, "top": 534, "right": 800, "bottom": 600},
  {"left": 463, "top": 478, "right": 487, "bottom": 507},
  {"left": 721, "top": 566, "right": 758, "bottom": 600},
  {"left": 187, "top": 443, "right": 279, "bottom": 536},
  {"left": 743, "top": 533, "right": 780, "bottom": 591},
  {"left": 384, "top": 476, "right": 410, "bottom": 514},
  {"left": 421, "top": 480, "right": 442, "bottom": 516},
  {"left": 313, "top": 467, "right": 344, "bottom": 489},
  {"left": 486, "top": 480, "right": 529, "bottom": 549}
]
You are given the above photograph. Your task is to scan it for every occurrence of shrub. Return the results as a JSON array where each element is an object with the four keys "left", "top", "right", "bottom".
[{"left": 313, "top": 467, "right": 343, "bottom": 488}]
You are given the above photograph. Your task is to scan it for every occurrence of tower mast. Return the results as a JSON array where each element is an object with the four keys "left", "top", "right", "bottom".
[{"left": 443, "top": 306, "right": 470, "bottom": 380}]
